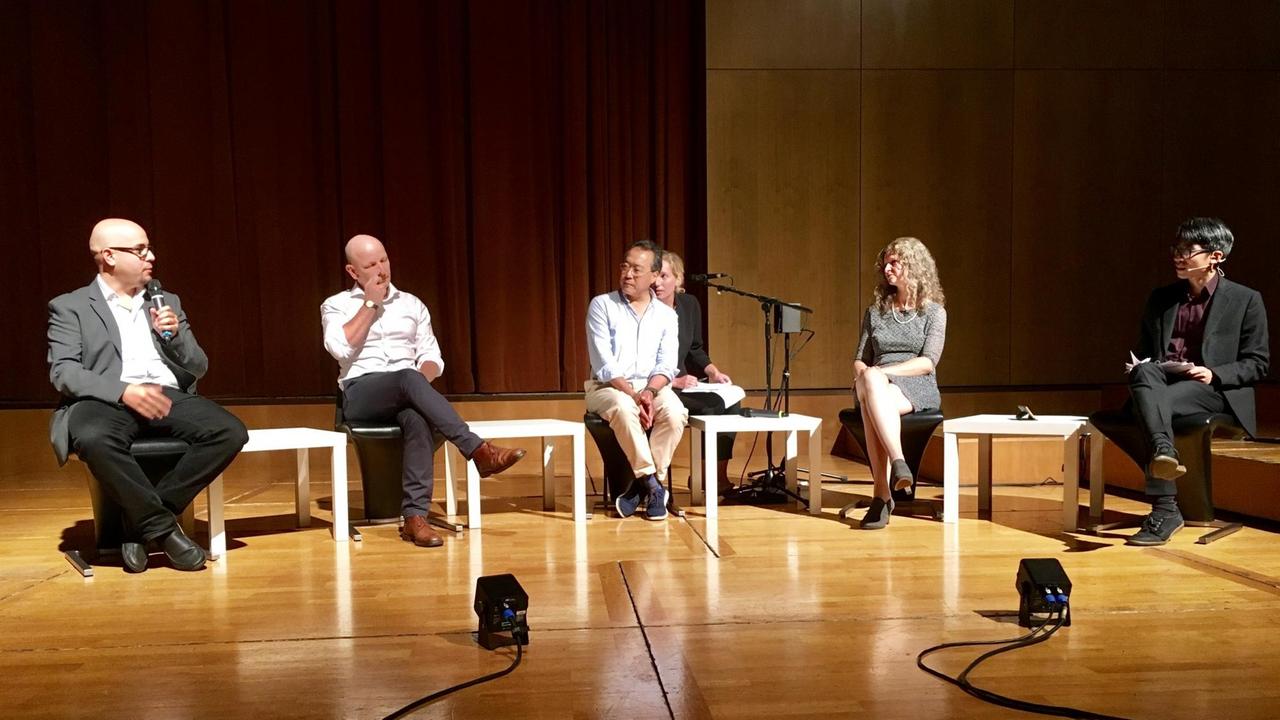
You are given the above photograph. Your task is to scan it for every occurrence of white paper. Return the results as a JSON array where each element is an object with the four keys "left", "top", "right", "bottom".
[{"left": 680, "top": 382, "right": 747, "bottom": 407}]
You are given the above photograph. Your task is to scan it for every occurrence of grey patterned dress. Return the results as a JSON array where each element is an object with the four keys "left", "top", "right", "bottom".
[{"left": 855, "top": 302, "right": 947, "bottom": 411}]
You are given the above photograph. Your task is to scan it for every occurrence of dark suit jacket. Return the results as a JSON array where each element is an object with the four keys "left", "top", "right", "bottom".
[
  {"left": 47, "top": 279, "right": 208, "bottom": 465},
  {"left": 674, "top": 293, "right": 713, "bottom": 379},
  {"left": 1134, "top": 276, "right": 1269, "bottom": 437}
]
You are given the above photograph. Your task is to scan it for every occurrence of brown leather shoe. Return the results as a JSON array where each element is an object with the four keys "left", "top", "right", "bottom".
[
  {"left": 399, "top": 515, "right": 444, "bottom": 548},
  {"left": 471, "top": 441, "right": 526, "bottom": 478}
]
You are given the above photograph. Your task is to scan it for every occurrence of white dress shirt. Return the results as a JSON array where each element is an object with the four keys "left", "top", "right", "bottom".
[
  {"left": 586, "top": 290, "right": 678, "bottom": 384},
  {"left": 95, "top": 275, "right": 179, "bottom": 389},
  {"left": 321, "top": 283, "right": 445, "bottom": 386}
]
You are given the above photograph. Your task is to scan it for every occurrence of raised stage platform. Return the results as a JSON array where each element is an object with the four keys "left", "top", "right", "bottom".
[{"left": 2, "top": 394, "right": 1279, "bottom": 718}]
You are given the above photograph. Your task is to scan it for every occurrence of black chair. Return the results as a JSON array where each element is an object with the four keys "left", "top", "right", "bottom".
[
  {"left": 584, "top": 413, "right": 681, "bottom": 517},
  {"left": 334, "top": 394, "right": 453, "bottom": 533},
  {"left": 64, "top": 437, "right": 195, "bottom": 577},
  {"left": 836, "top": 407, "right": 945, "bottom": 521},
  {"left": 1088, "top": 408, "right": 1245, "bottom": 544}
]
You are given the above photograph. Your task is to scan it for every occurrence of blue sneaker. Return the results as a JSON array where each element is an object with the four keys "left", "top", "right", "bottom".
[
  {"left": 614, "top": 480, "right": 643, "bottom": 518},
  {"left": 645, "top": 476, "right": 668, "bottom": 521}
]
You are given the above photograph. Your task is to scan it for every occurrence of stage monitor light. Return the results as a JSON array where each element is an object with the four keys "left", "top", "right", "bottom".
[
  {"left": 474, "top": 573, "right": 530, "bottom": 650},
  {"left": 1016, "top": 558, "right": 1072, "bottom": 628}
]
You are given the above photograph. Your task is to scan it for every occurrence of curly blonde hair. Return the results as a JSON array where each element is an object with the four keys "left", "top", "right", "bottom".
[{"left": 873, "top": 237, "right": 945, "bottom": 311}]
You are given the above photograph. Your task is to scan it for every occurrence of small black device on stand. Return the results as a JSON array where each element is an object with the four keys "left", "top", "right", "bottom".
[{"left": 695, "top": 276, "right": 813, "bottom": 505}]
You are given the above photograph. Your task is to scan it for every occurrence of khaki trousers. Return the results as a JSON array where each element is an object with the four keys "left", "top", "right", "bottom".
[{"left": 584, "top": 381, "right": 688, "bottom": 482}]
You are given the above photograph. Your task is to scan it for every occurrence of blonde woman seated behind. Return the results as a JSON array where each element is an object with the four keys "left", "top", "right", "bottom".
[
  {"left": 652, "top": 251, "right": 740, "bottom": 495},
  {"left": 853, "top": 237, "right": 946, "bottom": 530}
]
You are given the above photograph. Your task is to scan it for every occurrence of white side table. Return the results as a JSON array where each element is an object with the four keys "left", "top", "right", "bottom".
[
  {"left": 443, "top": 419, "right": 587, "bottom": 529},
  {"left": 208, "top": 427, "right": 349, "bottom": 558},
  {"left": 688, "top": 413, "right": 823, "bottom": 521},
  {"left": 941, "top": 414, "right": 1104, "bottom": 531}
]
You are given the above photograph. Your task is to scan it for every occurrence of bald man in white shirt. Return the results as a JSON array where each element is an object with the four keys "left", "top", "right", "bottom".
[{"left": 322, "top": 235, "right": 525, "bottom": 548}]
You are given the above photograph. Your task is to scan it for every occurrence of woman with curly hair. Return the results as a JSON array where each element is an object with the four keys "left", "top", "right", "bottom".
[{"left": 852, "top": 237, "right": 947, "bottom": 529}]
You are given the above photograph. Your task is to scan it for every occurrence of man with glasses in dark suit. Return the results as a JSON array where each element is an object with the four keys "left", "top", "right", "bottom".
[
  {"left": 47, "top": 218, "right": 248, "bottom": 572},
  {"left": 1124, "top": 217, "right": 1269, "bottom": 545}
]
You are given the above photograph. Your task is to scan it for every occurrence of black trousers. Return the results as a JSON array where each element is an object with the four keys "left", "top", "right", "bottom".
[
  {"left": 342, "top": 369, "right": 483, "bottom": 517},
  {"left": 68, "top": 388, "right": 248, "bottom": 541},
  {"left": 673, "top": 390, "right": 738, "bottom": 461},
  {"left": 1128, "top": 362, "right": 1227, "bottom": 497}
]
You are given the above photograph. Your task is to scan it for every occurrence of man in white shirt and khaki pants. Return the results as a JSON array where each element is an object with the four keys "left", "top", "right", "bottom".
[
  {"left": 322, "top": 235, "right": 525, "bottom": 548},
  {"left": 585, "top": 240, "right": 688, "bottom": 521}
]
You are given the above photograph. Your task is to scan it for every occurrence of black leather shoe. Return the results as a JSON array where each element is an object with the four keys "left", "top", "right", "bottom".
[
  {"left": 1149, "top": 443, "right": 1186, "bottom": 481},
  {"left": 121, "top": 542, "right": 148, "bottom": 573},
  {"left": 1126, "top": 509, "right": 1185, "bottom": 546},
  {"left": 160, "top": 526, "right": 207, "bottom": 571}
]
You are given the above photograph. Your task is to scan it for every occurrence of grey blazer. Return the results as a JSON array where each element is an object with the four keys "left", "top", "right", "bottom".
[
  {"left": 47, "top": 279, "right": 209, "bottom": 465},
  {"left": 1134, "top": 276, "right": 1270, "bottom": 438}
]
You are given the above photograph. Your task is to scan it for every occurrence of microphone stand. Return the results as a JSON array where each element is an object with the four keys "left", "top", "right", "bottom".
[{"left": 701, "top": 280, "right": 812, "bottom": 506}]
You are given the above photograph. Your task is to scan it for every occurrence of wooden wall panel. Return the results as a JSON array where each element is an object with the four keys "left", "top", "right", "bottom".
[
  {"left": 860, "top": 70, "right": 1013, "bottom": 386},
  {"left": 1162, "top": 1, "right": 1280, "bottom": 69},
  {"left": 706, "top": 70, "right": 859, "bottom": 391},
  {"left": 706, "top": 0, "right": 860, "bottom": 69},
  {"left": 1010, "top": 71, "right": 1166, "bottom": 384},
  {"left": 1161, "top": 71, "right": 1280, "bottom": 376},
  {"left": 1015, "top": 0, "right": 1163, "bottom": 69},
  {"left": 862, "top": 0, "right": 1013, "bottom": 69}
]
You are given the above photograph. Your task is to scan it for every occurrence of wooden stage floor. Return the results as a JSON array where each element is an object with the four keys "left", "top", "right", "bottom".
[{"left": 3, "top": 454, "right": 1280, "bottom": 719}]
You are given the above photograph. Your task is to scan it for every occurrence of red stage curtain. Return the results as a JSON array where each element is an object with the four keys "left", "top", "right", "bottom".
[{"left": 0, "top": 0, "right": 706, "bottom": 402}]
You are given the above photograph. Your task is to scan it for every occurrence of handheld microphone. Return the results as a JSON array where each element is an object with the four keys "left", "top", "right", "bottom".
[
  {"left": 688, "top": 273, "right": 728, "bottom": 282},
  {"left": 145, "top": 280, "right": 173, "bottom": 341}
]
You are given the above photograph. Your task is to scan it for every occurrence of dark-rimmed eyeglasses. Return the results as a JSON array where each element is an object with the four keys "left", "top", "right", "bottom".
[{"left": 102, "top": 245, "right": 154, "bottom": 259}]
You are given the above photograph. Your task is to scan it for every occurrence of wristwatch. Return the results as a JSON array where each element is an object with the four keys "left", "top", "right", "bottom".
[{"left": 363, "top": 299, "right": 378, "bottom": 310}]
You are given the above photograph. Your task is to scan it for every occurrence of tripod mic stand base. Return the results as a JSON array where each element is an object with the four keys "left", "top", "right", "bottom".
[
  {"left": 722, "top": 468, "right": 808, "bottom": 507},
  {"left": 722, "top": 484, "right": 792, "bottom": 505}
]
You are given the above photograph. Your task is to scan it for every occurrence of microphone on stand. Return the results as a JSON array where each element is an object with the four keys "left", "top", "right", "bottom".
[
  {"left": 688, "top": 273, "right": 729, "bottom": 283},
  {"left": 145, "top": 280, "right": 173, "bottom": 341}
]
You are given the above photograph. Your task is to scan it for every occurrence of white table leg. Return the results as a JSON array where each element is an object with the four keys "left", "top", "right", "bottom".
[
  {"left": 1088, "top": 426, "right": 1105, "bottom": 521},
  {"left": 943, "top": 431, "right": 960, "bottom": 523},
  {"left": 542, "top": 437, "right": 556, "bottom": 512},
  {"left": 295, "top": 448, "right": 311, "bottom": 527},
  {"left": 1063, "top": 429, "right": 1081, "bottom": 532},
  {"left": 330, "top": 442, "right": 348, "bottom": 542},
  {"left": 977, "top": 433, "right": 993, "bottom": 514},
  {"left": 703, "top": 429, "right": 717, "bottom": 521},
  {"left": 807, "top": 423, "right": 822, "bottom": 515},
  {"left": 572, "top": 429, "right": 587, "bottom": 523},
  {"left": 785, "top": 429, "right": 799, "bottom": 508},
  {"left": 690, "top": 428, "right": 705, "bottom": 506},
  {"left": 208, "top": 474, "right": 226, "bottom": 559},
  {"left": 467, "top": 459, "right": 482, "bottom": 530},
  {"left": 444, "top": 444, "right": 458, "bottom": 518}
]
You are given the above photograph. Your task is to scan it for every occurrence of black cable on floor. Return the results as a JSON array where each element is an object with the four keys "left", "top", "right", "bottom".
[
  {"left": 917, "top": 609, "right": 1130, "bottom": 720},
  {"left": 382, "top": 640, "right": 523, "bottom": 720}
]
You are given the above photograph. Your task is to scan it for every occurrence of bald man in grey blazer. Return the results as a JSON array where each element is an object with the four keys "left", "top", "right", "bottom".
[{"left": 48, "top": 219, "right": 248, "bottom": 572}]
